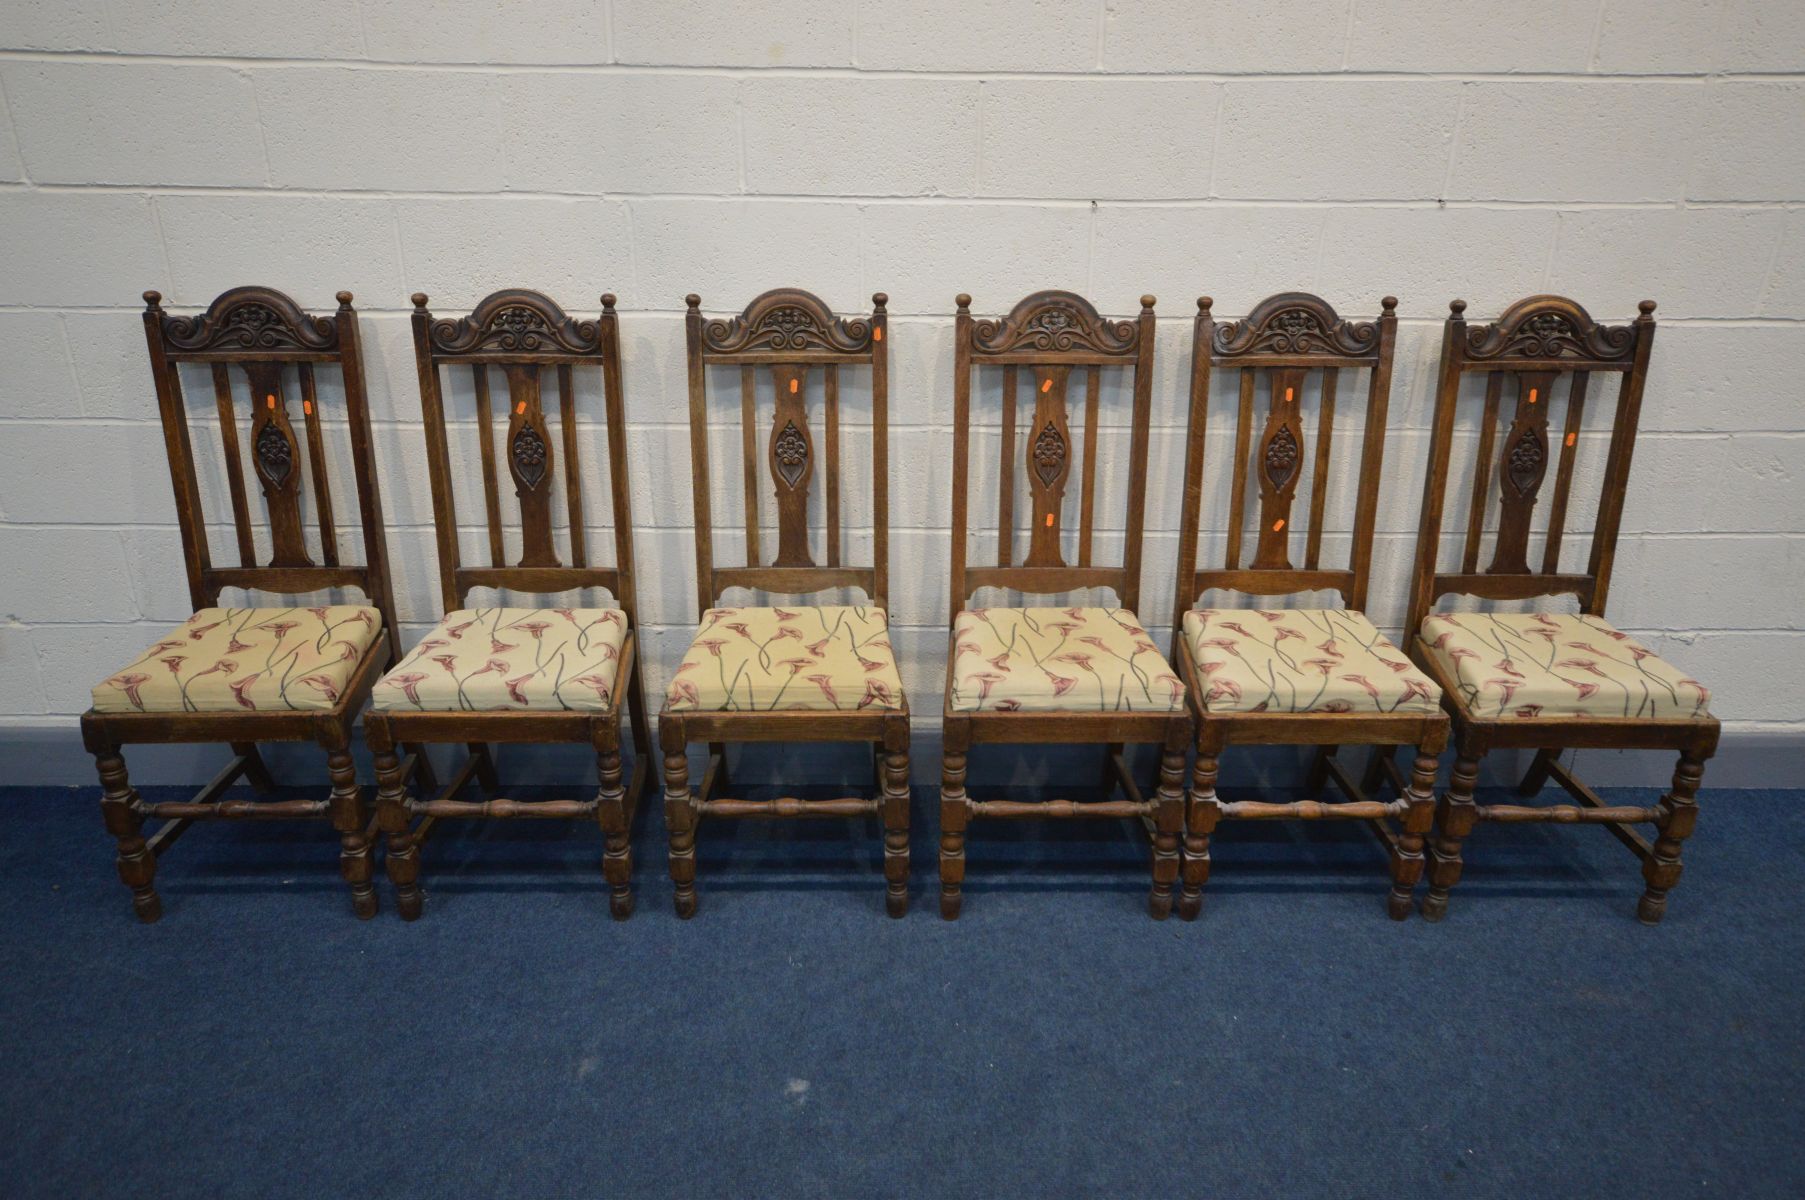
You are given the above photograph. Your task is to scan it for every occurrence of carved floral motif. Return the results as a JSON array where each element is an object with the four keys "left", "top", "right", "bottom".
[
  {"left": 1264, "top": 426, "right": 1299, "bottom": 488},
  {"left": 161, "top": 288, "right": 337, "bottom": 354},
  {"left": 1032, "top": 420, "right": 1067, "bottom": 487},
  {"left": 774, "top": 420, "right": 809, "bottom": 487},
  {"left": 1505, "top": 426, "right": 1545, "bottom": 494},
  {"left": 511, "top": 423, "right": 547, "bottom": 487},
  {"left": 255, "top": 420, "right": 294, "bottom": 486},
  {"left": 428, "top": 291, "right": 602, "bottom": 356},
  {"left": 702, "top": 290, "right": 874, "bottom": 354},
  {"left": 1212, "top": 294, "right": 1379, "bottom": 357},
  {"left": 971, "top": 292, "right": 1139, "bottom": 356},
  {"left": 1464, "top": 298, "right": 1636, "bottom": 361}
]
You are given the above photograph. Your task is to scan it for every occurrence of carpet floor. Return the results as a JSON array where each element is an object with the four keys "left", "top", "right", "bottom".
[{"left": 1, "top": 780, "right": 1801, "bottom": 1198}]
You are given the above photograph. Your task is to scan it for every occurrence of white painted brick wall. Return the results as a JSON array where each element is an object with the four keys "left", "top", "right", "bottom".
[{"left": 2, "top": 1, "right": 1802, "bottom": 776}]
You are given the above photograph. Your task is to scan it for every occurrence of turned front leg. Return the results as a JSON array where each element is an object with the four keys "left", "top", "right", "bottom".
[
  {"left": 1389, "top": 751, "right": 1438, "bottom": 921},
  {"left": 1178, "top": 751, "right": 1220, "bottom": 921},
  {"left": 1638, "top": 751, "right": 1705, "bottom": 925},
  {"left": 1149, "top": 734, "right": 1186, "bottom": 920},
  {"left": 938, "top": 743, "right": 969, "bottom": 921},
  {"left": 663, "top": 746, "right": 697, "bottom": 919},
  {"left": 95, "top": 747, "right": 160, "bottom": 923},
  {"left": 596, "top": 741, "right": 633, "bottom": 920},
  {"left": 881, "top": 720, "right": 911, "bottom": 918},
  {"left": 1422, "top": 752, "right": 1480, "bottom": 922},
  {"left": 327, "top": 747, "right": 376, "bottom": 920},
  {"left": 372, "top": 738, "right": 420, "bottom": 921}
]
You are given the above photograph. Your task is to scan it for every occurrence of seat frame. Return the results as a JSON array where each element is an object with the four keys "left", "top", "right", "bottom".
[
  {"left": 365, "top": 290, "right": 655, "bottom": 920},
  {"left": 81, "top": 286, "right": 422, "bottom": 923},
  {"left": 1171, "top": 292, "right": 1448, "bottom": 921},
  {"left": 663, "top": 289, "right": 910, "bottom": 918},
  {"left": 939, "top": 290, "right": 1189, "bottom": 920},
  {"left": 1393, "top": 295, "right": 1720, "bottom": 924}
]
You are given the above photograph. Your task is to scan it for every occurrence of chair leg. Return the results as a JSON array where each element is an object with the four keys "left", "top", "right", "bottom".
[
  {"left": 95, "top": 746, "right": 160, "bottom": 923},
  {"left": 233, "top": 741, "right": 277, "bottom": 793},
  {"left": 372, "top": 733, "right": 421, "bottom": 922},
  {"left": 1149, "top": 736, "right": 1185, "bottom": 920},
  {"left": 881, "top": 718, "right": 911, "bottom": 918},
  {"left": 1389, "top": 751, "right": 1438, "bottom": 921},
  {"left": 1638, "top": 751, "right": 1705, "bottom": 925},
  {"left": 1178, "top": 750, "right": 1219, "bottom": 921},
  {"left": 1519, "top": 748, "right": 1558, "bottom": 797},
  {"left": 467, "top": 743, "right": 500, "bottom": 793},
  {"left": 662, "top": 727, "right": 697, "bottom": 919},
  {"left": 326, "top": 745, "right": 377, "bottom": 920},
  {"left": 938, "top": 731, "right": 969, "bottom": 921},
  {"left": 596, "top": 738, "right": 633, "bottom": 921},
  {"left": 1422, "top": 751, "right": 1480, "bottom": 922}
]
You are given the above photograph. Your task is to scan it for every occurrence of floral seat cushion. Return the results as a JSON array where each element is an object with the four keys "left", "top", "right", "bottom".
[
  {"left": 1183, "top": 608, "right": 1440, "bottom": 715},
  {"left": 1419, "top": 611, "right": 1711, "bottom": 720},
  {"left": 91, "top": 606, "right": 381, "bottom": 713},
  {"left": 664, "top": 605, "right": 903, "bottom": 712},
  {"left": 371, "top": 607, "right": 627, "bottom": 712},
  {"left": 950, "top": 607, "right": 1184, "bottom": 713}
]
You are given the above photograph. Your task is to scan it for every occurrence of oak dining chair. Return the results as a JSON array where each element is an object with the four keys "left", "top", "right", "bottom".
[
  {"left": 662, "top": 289, "right": 910, "bottom": 918},
  {"left": 1384, "top": 295, "right": 1718, "bottom": 923},
  {"left": 940, "top": 291, "right": 1189, "bottom": 920},
  {"left": 83, "top": 286, "right": 415, "bottom": 922},
  {"left": 366, "top": 290, "right": 656, "bottom": 920},
  {"left": 1171, "top": 293, "right": 1448, "bottom": 920}
]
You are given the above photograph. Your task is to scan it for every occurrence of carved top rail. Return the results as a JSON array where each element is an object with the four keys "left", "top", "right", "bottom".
[
  {"left": 140, "top": 287, "right": 397, "bottom": 646},
  {"left": 951, "top": 291, "right": 1158, "bottom": 615},
  {"left": 1177, "top": 292, "right": 1400, "bottom": 616},
  {"left": 411, "top": 289, "right": 638, "bottom": 616},
  {"left": 1406, "top": 295, "right": 1658, "bottom": 632},
  {"left": 684, "top": 289, "right": 890, "bottom": 615}
]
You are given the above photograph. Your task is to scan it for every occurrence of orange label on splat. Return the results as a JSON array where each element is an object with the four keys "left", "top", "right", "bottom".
[
  {"left": 873, "top": 327, "right": 883, "bottom": 341},
  {"left": 790, "top": 379, "right": 799, "bottom": 394},
  {"left": 1566, "top": 432, "right": 1577, "bottom": 447},
  {"left": 1044, "top": 513, "right": 1054, "bottom": 527},
  {"left": 1273, "top": 519, "right": 1285, "bottom": 532},
  {"left": 1528, "top": 388, "right": 1539, "bottom": 404},
  {"left": 1041, "top": 378, "right": 1052, "bottom": 393},
  {"left": 515, "top": 401, "right": 526, "bottom": 414},
  {"left": 302, "top": 400, "right": 313, "bottom": 415},
  {"left": 1285, "top": 387, "right": 1294, "bottom": 402},
  {"left": 266, "top": 395, "right": 276, "bottom": 409}
]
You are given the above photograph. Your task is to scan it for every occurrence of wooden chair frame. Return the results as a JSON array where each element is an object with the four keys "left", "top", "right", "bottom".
[
  {"left": 1391, "top": 295, "right": 1719, "bottom": 924},
  {"left": 663, "top": 289, "right": 910, "bottom": 918},
  {"left": 939, "top": 290, "right": 1189, "bottom": 920},
  {"left": 366, "top": 289, "right": 655, "bottom": 920},
  {"left": 81, "top": 286, "right": 418, "bottom": 922},
  {"left": 1170, "top": 292, "right": 1448, "bottom": 921}
]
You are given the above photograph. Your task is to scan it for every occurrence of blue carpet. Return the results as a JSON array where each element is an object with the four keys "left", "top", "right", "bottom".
[{"left": 1, "top": 779, "right": 1801, "bottom": 1198}]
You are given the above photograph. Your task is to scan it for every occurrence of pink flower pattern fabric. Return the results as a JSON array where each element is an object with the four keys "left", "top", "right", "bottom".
[
  {"left": 950, "top": 607, "right": 1184, "bottom": 713},
  {"left": 1183, "top": 608, "right": 1441, "bottom": 715},
  {"left": 1419, "top": 611, "right": 1711, "bottom": 720},
  {"left": 91, "top": 606, "right": 381, "bottom": 713},
  {"left": 371, "top": 607, "right": 627, "bottom": 712},
  {"left": 665, "top": 606, "right": 903, "bottom": 712}
]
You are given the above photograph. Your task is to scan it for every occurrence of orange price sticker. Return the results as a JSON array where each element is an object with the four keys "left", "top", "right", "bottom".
[
  {"left": 1273, "top": 519, "right": 1285, "bottom": 532},
  {"left": 1044, "top": 513, "right": 1054, "bottom": 527},
  {"left": 515, "top": 401, "right": 527, "bottom": 414},
  {"left": 790, "top": 378, "right": 799, "bottom": 394}
]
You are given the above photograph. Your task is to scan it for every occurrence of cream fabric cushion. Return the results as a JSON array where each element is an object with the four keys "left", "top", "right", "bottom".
[
  {"left": 1183, "top": 608, "right": 1440, "bottom": 715},
  {"left": 949, "top": 607, "right": 1185, "bottom": 713},
  {"left": 1419, "top": 611, "right": 1712, "bottom": 720},
  {"left": 664, "top": 605, "right": 904, "bottom": 712},
  {"left": 371, "top": 607, "right": 626, "bottom": 712},
  {"left": 91, "top": 606, "right": 380, "bottom": 713}
]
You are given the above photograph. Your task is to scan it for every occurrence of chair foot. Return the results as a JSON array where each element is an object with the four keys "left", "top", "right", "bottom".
[
  {"left": 1386, "top": 889, "right": 1413, "bottom": 922},
  {"left": 133, "top": 890, "right": 163, "bottom": 924},
  {"left": 610, "top": 889, "right": 635, "bottom": 921},
  {"left": 1637, "top": 890, "right": 1667, "bottom": 925},
  {"left": 939, "top": 886, "right": 962, "bottom": 921},
  {"left": 886, "top": 888, "right": 909, "bottom": 919},
  {"left": 396, "top": 884, "right": 423, "bottom": 922},
  {"left": 1177, "top": 889, "right": 1202, "bottom": 921},
  {"left": 1420, "top": 887, "right": 1450, "bottom": 922},
  {"left": 674, "top": 889, "right": 698, "bottom": 920},
  {"left": 351, "top": 886, "right": 378, "bottom": 920}
]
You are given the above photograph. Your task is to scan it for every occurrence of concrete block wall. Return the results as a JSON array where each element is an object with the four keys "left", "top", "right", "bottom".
[{"left": 1, "top": 1, "right": 1801, "bottom": 785}]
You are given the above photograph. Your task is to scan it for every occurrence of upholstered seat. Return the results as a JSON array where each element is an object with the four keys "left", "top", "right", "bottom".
[
  {"left": 664, "top": 605, "right": 902, "bottom": 712},
  {"left": 950, "top": 607, "right": 1184, "bottom": 713},
  {"left": 1183, "top": 608, "right": 1440, "bottom": 715},
  {"left": 91, "top": 606, "right": 381, "bottom": 714},
  {"left": 1419, "top": 611, "right": 1711, "bottom": 721},
  {"left": 371, "top": 607, "right": 627, "bottom": 712}
]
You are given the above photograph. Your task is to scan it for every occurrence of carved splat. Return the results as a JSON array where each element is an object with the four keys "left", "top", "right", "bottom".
[
  {"left": 1024, "top": 365, "right": 1073, "bottom": 568},
  {"left": 1251, "top": 368, "right": 1306, "bottom": 570},
  {"left": 242, "top": 362, "right": 313, "bottom": 567},
  {"left": 1486, "top": 370, "right": 1556, "bottom": 575},
  {"left": 503, "top": 364, "right": 559, "bottom": 567},
  {"left": 769, "top": 363, "right": 816, "bottom": 568}
]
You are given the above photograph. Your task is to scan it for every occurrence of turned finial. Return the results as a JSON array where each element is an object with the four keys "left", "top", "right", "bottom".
[
  {"left": 1638, "top": 299, "right": 1657, "bottom": 317},
  {"left": 685, "top": 293, "right": 701, "bottom": 310},
  {"left": 336, "top": 290, "right": 354, "bottom": 307},
  {"left": 955, "top": 293, "right": 971, "bottom": 312},
  {"left": 1381, "top": 295, "right": 1398, "bottom": 313},
  {"left": 1197, "top": 296, "right": 1213, "bottom": 314},
  {"left": 1449, "top": 299, "right": 1467, "bottom": 316},
  {"left": 411, "top": 292, "right": 429, "bottom": 309},
  {"left": 143, "top": 290, "right": 162, "bottom": 308},
  {"left": 1140, "top": 294, "right": 1156, "bottom": 311},
  {"left": 601, "top": 293, "right": 616, "bottom": 310},
  {"left": 872, "top": 292, "right": 888, "bottom": 311}
]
